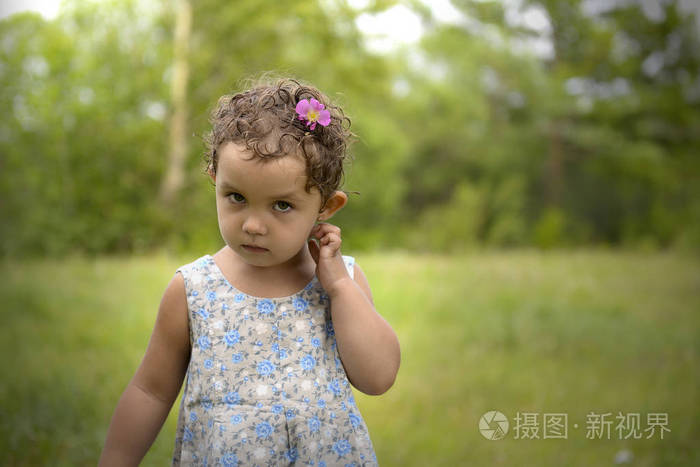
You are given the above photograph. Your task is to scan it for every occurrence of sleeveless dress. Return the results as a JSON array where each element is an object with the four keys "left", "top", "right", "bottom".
[{"left": 171, "top": 254, "right": 379, "bottom": 466}]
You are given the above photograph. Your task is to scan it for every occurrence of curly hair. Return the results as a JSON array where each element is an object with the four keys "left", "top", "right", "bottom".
[{"left": 204, "top": 77, "right": 353, "bottom": 204}]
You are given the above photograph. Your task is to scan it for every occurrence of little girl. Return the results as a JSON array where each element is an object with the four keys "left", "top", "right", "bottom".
[{"left": 99, "top": 78, "right": 401, "bottom": 466}]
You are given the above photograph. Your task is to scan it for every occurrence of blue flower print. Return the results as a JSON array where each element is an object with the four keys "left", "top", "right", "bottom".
[
  {"left": 223, "top": 391, "right": 240, "bottom": 408},
  {"left": 308, "top": 416, "right": 321, "bottom": 433},
  {"left": 197, "top": 335, "right": 211, "bottom": 350},
  {"left": 257, "top": 299, "right": 275, "bottom": 314},
  {"left": 318, "top": 462, "right": 326, "bottom": 467},
  {"left": 256, "top": 421, "right": 274, "bottom": 439},
  {"left": 221, "top": 452, "right": 238, "bottom": 467},
  {"left": 172, "top": 255, "right": 377, "bottom": 465},
  {"left": 225, "top": 329, "right": 240, "bottom": 346},
  {"left": 293, "top": 297, "right": 308, "bottom": 311},
  {"left": 349, "top": 412, "right": 361, "bottom": 428},
  {"left": 230, "top": 414, "right": 243, "bottom": 425},
  {"left": 300, "top": 354, "right": 316, "bottom": 370},
  {"left": 257, "top": 360, "right": 276, "bottom": 376},
  {"left": 333, "top": 439, "right": 352, "bottom": 457},
  {"left": 201, "top": 396, "right": 213, "bottom": 411},
  {"left": 285, "top": 447, "right": 298, "bottom": 463},
  {"left": 328, "top": 379, "right": 342, "bottom": 396}
]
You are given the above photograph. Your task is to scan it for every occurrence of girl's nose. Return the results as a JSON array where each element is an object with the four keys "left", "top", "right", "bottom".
[{"left": 242, "top": 215, "right": 267, "bottom": 236}]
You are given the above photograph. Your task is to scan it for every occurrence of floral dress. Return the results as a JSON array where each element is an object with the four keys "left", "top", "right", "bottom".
[{"left": 172, "top": 254, "right": 379, "bottom": 466}]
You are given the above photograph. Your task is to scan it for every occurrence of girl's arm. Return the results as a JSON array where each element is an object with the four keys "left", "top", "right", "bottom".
[
  {"left": 98, "top": 273, "right": 191, "bottom": 466},
  {"left": 309, "top": 224, "right": 401, "bottom": 396},
  {"left": 327, "top": 262, "right": 400, "bottom": 395}
]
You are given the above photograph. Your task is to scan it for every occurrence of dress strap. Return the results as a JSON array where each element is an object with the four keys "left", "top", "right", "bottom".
[
  {"left": 342, "top": 255, "right": 355, "bottom": 280},
  {"left": 175, "top": 255, "right": 213, "bottom": 295}
]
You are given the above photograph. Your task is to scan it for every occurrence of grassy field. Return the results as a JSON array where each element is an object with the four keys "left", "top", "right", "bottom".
[{"left": 1, "top": 250, "right": 698, "bottom": 466}]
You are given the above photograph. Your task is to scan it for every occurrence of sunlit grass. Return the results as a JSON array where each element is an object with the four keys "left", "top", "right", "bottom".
[{"left": 1, "top": 250, "right": 698, "bottom": 465}]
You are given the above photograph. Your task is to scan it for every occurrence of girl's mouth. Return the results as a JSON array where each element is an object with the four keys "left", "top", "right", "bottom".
[{"left": 242, "top": 244, "right": 269, "bottom": 253}]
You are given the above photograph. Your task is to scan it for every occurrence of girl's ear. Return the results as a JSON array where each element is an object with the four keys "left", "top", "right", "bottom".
[
  {"left": 318, "top": 191, "right": 348, "bottom": 221},
  {"left": 208, "top": 168, "right": 216, "bottom": 184}
]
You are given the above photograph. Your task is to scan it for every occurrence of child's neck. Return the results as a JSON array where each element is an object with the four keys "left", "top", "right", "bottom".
[{"left": 213, "top": 245, "right": 316, "bottom": 298}]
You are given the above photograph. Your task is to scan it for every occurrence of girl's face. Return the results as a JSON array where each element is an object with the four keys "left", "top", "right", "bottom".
[{"left": 211, "top": 142, "right": 329, "bottom": 268}]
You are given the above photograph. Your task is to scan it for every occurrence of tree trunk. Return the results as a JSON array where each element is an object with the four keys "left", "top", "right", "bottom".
[{"left": 159, "top": 0, "right": 191, "bottom": 207}]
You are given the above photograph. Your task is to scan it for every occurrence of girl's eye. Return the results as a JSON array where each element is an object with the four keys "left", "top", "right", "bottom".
[
  {"left": 228, "top": 193, "right": 245, "bottom": 204},
  {"left": 273, "top": 201, "right": 292, "bottom": 212}
]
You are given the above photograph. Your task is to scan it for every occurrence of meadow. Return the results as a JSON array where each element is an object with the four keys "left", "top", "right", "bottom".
[{"left": 1, "top": 250, "right": 698, "bottom": 466}]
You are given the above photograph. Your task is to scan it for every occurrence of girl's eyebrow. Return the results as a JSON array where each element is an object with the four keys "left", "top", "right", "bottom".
[
  {"left": 219, "top": 180, "right": 236, "bottom": 189},
  {"left": 268, "top": 190, "right": 302, "bottom": 200},
  {"left": 219, "top": 182, "right": 301, "bottom": 201}
]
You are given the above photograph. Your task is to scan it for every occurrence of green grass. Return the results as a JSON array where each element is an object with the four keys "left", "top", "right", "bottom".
[{"left": 1, "top": 250, "right": 698, "bottom": 466}]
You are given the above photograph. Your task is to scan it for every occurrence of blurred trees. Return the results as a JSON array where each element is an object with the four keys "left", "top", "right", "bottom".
[
  {"left": 0, "top": 1, "right": 172, "bottom": 255},
  {"left": 0, "top": 0, "right": 698, "bottom": 256},
  {"left": 395, "top": 0, "right": 700, "bottom": 250}
]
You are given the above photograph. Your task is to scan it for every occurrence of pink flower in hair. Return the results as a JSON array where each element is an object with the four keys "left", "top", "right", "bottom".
[{"left": 295, "top": 98, "right": 331, "bottom": 130}]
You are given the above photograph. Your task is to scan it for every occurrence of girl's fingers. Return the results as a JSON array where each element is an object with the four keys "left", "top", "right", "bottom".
[
  {"left": 321, "top": 232, "right": 340, "bottom": 245},
  {"left": 310, "top": 223, "right": 342, "bottom": 257},
  {"left": 320, "top": 232, "right": 341, "bottom": 253},
  {"left": 312, "top": 222, "right": 341, "bottom": 240}
]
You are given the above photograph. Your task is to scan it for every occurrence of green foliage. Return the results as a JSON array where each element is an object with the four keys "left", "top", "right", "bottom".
[
  {"left": 533, "top": 207, "right": 566, "bottom": 249},
  {"left": 405, "top": 181, "right": 483, "bottom": 252},
  {"left": 0, "top": 2, "right": 171, "bottom": 256},
  {"left": 1, "top": 0, "right": 699, "bottom": 256},
  {"left": 486, "top": 175, "right": 528, "bottom": 246}
]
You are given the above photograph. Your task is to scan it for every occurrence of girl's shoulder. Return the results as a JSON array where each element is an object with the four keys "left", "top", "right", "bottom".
[
  {"left": 175, "top": 254, "right": 214, "bottom": 276},
  {"left": 178, "top": 254, "right": 212, "bottom": 268}
]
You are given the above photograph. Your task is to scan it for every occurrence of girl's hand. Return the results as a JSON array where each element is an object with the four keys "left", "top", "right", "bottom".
[{"left": 307, "top": 222, "right": 352, "bottom": 296}]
